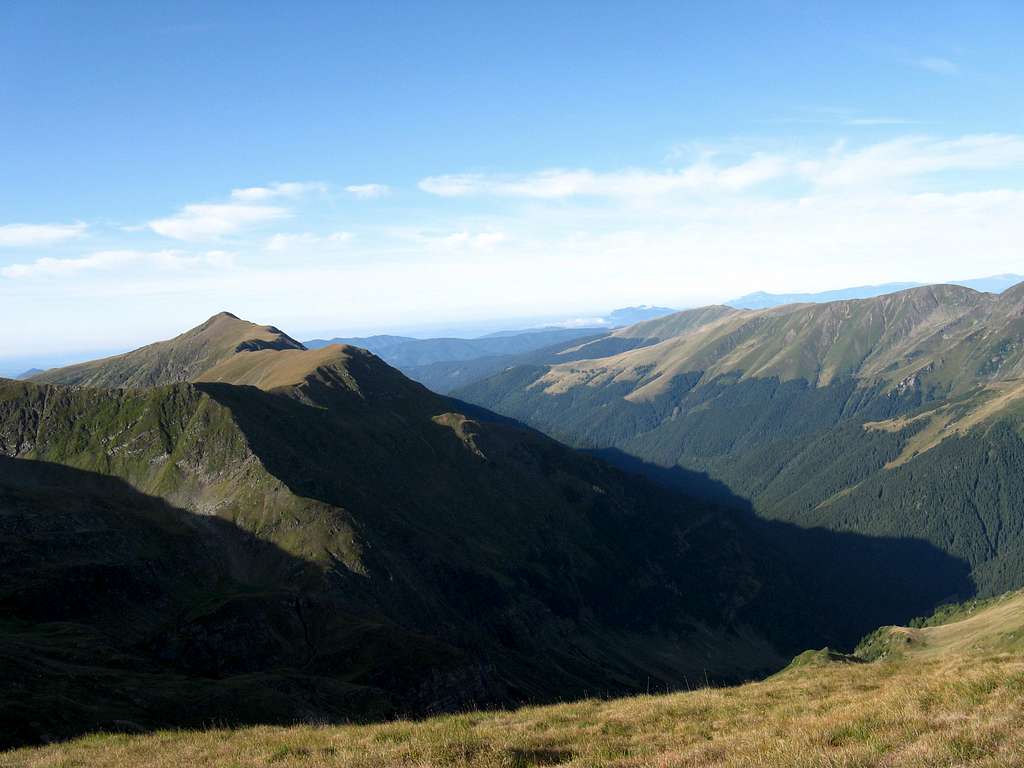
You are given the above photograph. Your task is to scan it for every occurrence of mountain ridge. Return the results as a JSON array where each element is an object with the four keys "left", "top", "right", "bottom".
[
  {"left": 456, "top": 281, "right": 1024, "bottom": 601},
  {"left": 8, "top": 310, "right": 934, "bottom": 746},
  {"left": 727, "top": 273, "right": 1024, "bottom": 309}
]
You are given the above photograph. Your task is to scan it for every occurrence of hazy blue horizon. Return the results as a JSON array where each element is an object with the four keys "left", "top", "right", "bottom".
[{"left": 4, "top": 270, "right": 1021, "bottom": 378}]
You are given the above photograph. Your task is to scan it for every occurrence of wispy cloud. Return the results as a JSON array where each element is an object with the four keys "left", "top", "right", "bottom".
[
  {"left": 803, "top": 134, "right": 1024, "bottom": 186},
  {"left": 409, "top": 230, "right": 508, "bottom": 251},
  {"left": 756, "top": 108, "right": 914, "bottom": 129},
  {"left": 845, "top": 117, "right": 916, "bottom": 126},
  {"left": 435, "top": 231, "right": 506, "bottom": 249},
  {"left": 230, "top": 181, "right": 326, "bottom": 201},
  {"left": 0, "top": 222, "right": 87, "bottom": 247},
  {"left": 1, "top": 249, "right": 232, "bottom": 279},
  {"left": 421, "top": 134, "right": 1024, "bottom": 199},
  {"left": 915, "top": 56, "right": 959, "bottom": 75},
  {"left": 420, "top": 155, "right": 787, "bottom": 199},
  {"left": 149, "top": 203, "right": 287, "bottom": 240},
  {"left": 345, "top": 183, "right": 390, "bottom": 199},
  {"left": 265, "top": 231, "right": 353, "bottom": 251},
  {"left": 147, "top": 182, "right": 326, "bottom": 240}
]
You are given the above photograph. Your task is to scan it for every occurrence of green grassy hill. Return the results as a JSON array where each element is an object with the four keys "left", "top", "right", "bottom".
[
  {"left": 457, "top": 282, "right": 1024, "bottom": 597},
  {"left": 8, "top": 590, "right": 1024, "bottom": 767}
]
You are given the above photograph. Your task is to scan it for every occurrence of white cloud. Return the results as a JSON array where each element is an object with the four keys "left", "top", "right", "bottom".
[
  {"left": 265, "top": 231, "right": 353, "bottom": 252},
  {"left": 436, "top": 231, "right": 506, "bottom": 249},
  {"left": 203, "top": 250, "right": 237, "bottom": 268},
  {"left": 345, "top": 183, "right": 390, "bottom": 199},
  {"left": 422, "top": 134, "right": 1024, "bottom": 199},
  {"left": 916, "top": 57, "right": 959, "bottom": 75},
  {"left": 803, "top": 134, "right": 1024, "bottom": 186},
  {"left": 557, "top": 317, "right": 609, "bottom": 328},
  {"left": 0, "top": 222, "right": 87, "bottom": 247},
  {"left": 419, "top": 155, "right": 787, "bottom": 199},
  {"left": 2, "top": 250, "right": 140, "bottom": 278},
  {"left": 404, "top": 230, "right": 508, "bottom": 251},
  {"left": 845, "top": 117, "right": 915, "bottom": 126},
  {"left": 149, "top": 182, "right": 326, "bottom": 241},
  {"left": 230, "top": 181, "right": 326, "bottom": 201},
  {"left": 148, "top": 203, "right": 288, "bottom": 240},
  {"left": 1, "top": 249, "right": 234, "bottom": 279}
]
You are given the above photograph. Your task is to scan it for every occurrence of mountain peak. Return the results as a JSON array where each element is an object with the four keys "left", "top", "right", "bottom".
[
  {"left": 996, "top": 280, "right": 1024, "bottom": 315},
  {"left": 31, "top": 313, "right": 305, "bottom": 389},
  {"left": 193, "top": 310, "right": 266, "bottom": 335}
]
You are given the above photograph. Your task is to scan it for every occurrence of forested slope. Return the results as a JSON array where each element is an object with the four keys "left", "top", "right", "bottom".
[{"left": 458, "top": 283, "right": 1024, "bottom": 597}]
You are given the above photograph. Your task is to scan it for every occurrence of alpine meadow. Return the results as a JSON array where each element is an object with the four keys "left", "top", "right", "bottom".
[{"left": 3, "top": 3, "right": 1024, "bottom": 766}]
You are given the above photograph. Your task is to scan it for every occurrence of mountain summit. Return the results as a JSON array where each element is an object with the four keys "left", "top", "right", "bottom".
[{"left": 30, "top": 312, "right": 305, "bottom": 388}]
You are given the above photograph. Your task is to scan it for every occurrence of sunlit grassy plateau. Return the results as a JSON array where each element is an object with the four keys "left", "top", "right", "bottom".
[{"left": 7, "top": 592, "right": 1024, "bottom": 768}]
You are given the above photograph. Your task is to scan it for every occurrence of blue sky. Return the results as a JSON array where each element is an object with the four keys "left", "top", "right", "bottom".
[{"left": 2, "top": 1, "right": 1023, "bottom": 364}]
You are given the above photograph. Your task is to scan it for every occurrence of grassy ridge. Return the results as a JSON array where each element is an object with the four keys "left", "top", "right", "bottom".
[{"left": 8, "top": 593, "right": 1024, "bottom": 767}]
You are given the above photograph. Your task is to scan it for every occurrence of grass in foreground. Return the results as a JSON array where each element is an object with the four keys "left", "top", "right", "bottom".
[{"left": 6, "top": 593, "right": 1024, "bottom": 767}]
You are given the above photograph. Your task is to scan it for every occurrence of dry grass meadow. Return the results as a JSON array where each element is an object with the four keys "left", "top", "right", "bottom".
[{"left": 6, "top": 593, "right": 1024, "bottom": 768}]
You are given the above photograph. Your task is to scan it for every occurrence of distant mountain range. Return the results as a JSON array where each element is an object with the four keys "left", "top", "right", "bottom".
[
  {"left": 599, "top": 304, "right": 680, "bottom": 326},
  {"left": 304, "top": 307, "right": 677, "bottom": 364},
  {"left": 304, "top": 326, "right": 606, "bottom": 367},
  {"left": 300, "top": 307, "right": 679, "bottom": 393},
  {"left": 728, "top": 273, "right": 1023, "bottom": 309}
]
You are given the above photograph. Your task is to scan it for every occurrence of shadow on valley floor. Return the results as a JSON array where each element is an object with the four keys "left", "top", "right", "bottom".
[
  {"left": 585, "top": 448, "right": 756, "bottom": 511},
  {"left": 586, "top": 447, "right": 975, "bottom": 647},
  {"left": 203, "top": 380, "right": 973, "bottom": 662}
]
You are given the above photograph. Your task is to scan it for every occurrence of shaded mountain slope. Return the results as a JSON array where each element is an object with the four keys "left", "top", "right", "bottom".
[
  {"left": 0, "top": 312, "right": 981, "bottom": 747},
  {"left": 5, "top": 313, "right": 958, "bottom": 746},
  {"left": 0, "top": 458, "right": 398, "bottom": 746},
  {"left": 0, "top": 312, "right": 974, "bottom": 747},
  {"left": 2, "top": 360, "right": 792, "bottom": 679}
]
